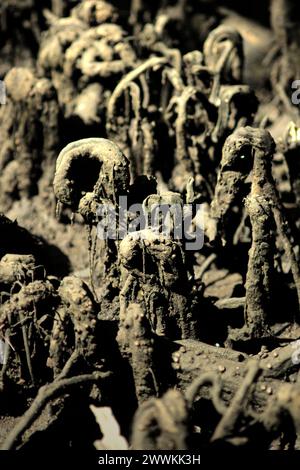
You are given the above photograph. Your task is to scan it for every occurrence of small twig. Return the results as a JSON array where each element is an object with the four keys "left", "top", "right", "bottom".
[
  {"left": 55, "top": 350, "right": 79, "bottom": 381},
  {"left": 211, "top": 359, "right": 261, "bottom": 442},
  {"left": 19, "top": 311, "right": 35, "bottom": 386}
]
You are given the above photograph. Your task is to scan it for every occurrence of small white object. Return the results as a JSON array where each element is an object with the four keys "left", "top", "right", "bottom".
[{"left": 90, "top": 405, "right": 129, "bottom": 450}]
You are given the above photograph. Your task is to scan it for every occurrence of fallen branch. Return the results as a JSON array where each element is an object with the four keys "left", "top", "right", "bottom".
[{"left": 1, "top": 352, "right": 111, "bottom": 450}]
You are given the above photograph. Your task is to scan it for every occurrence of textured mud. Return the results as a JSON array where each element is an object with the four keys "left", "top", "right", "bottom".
[{"left": 1, "top": 0, "right": 300, "bottom": 451}]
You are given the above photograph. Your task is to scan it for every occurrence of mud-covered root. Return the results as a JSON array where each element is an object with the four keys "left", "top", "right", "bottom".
[
  {"left": 0, "top": 67, "right": 60, "bottom": 211},
  {"left": 211, "top": 359, "right": 261, "bottom": 443},
  {"left": 276, "top": 383, "right": 300, "bottom": 435},
  {"left": 207, "top": 127, "right": 257, "bottom": 244},
  {"left": 39, "top": 3, "right": 137, "bottom": 126},
  {"left": 71, "top": 0, "right": 119, "bottom": 26},
  {"left": 1, "top": 350, "right": 111, "bottom": 450},
  {"left": 211, "top": 84, "right": 258, "bottom": 144},
  {"left": 209, "top": 126, "right": 300, "bottom": 341},
  {"left": 119, "top": 227, "right": 197, "bottom": 340},
  {"left": 48, "top": 276, "right": 99, "bottom": 376},
  {"left": 106, "top": 56, "right": 167, "bottom": 178},
  {"left": 203, "top": 25, "right": 244, "bottom": 83},
  {"left": 250, "top": 380, "right": 300, "bottom": 448},
  {"left": 203, "top": 25, "right": 244, "bottom": 106},
  {"left": 168, "top": 341, "right": 300, "bottom": 447},
  {"left": 208, "top": 127, "right": 275, "bottom": 243},
  {"left": 283, "top": 121, "right": 300, "bottom": 206},
  {"left": 53, "top": 138, "right": 130, "bottom": 223},
  {"left": 240, "top": 195, "right": 275, "bottom": 340},
  {"left": 248, "top": 127, "right": 300, "bottom": 316},
  {"left": 117, "top": 302, "right": 157, "bottom": 403},
  {"left": 37, "top": 16, "right": 86, "bottom": 76},
  {"left": 0, "top": 254, "right": 38, "bottom": 291},
  {"left": 229, "top": 129, "right": 276, "bottom": 341},
  {"left": 63, "top": 23, "right": 136, "bottom": 82},
  {"left": 0, "top": 280, "right": 58, "bottom": 389},
  {"left": 37, "top": 14, "right": 87, "bottom": 121},
  {"left": 131, "top": 388, "right": 189, "bottom": 450}
]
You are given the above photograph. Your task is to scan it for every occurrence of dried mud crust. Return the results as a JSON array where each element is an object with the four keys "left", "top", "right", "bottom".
[{"left": 0, "top": 0, "right": 300, "bottom": 452}]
